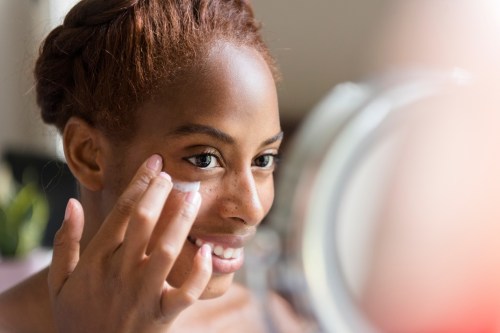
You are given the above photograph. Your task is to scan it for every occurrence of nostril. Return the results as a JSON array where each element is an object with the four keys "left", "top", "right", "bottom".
[{"left": 230, "top": 216, "right": 247, "bottom": 225}]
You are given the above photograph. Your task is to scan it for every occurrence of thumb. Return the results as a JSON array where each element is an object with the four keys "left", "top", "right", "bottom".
[{"left": 48, "top": 198, "right": 84, "bottom": 298}]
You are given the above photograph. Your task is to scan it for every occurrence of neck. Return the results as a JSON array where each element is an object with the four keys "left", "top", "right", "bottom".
[{"left": 79, "top": 188, "right": 107, "bottom": 251}]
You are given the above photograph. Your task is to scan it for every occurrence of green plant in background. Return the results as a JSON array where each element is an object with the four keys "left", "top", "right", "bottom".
[{"left": 0, "top": 163, "right": 49, "bottom": 258}]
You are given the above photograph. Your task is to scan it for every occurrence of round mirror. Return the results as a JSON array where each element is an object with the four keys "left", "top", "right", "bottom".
[{"left": 245, "top": 69, "right": 500, "bottom": 332}]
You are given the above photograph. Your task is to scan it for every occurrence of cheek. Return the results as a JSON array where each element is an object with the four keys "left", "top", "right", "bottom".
[
  {"left": 194, "top": 177, "right": 275, "bottom": 222},
  {"left": 259, "top": 179, "right": 275, "bottom": 215},
  {"left": 196, "top": 181, "right": 220, "bottom": 217},
  {"left": 141, "top": 174, "right": 276, "bottom": 235}
]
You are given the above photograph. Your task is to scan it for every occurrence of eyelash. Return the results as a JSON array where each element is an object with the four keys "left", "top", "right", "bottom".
[
  {"left": 184, "top": 151, "right": 280, "bottom": 170},
  {"left": 252, "top": 153, "right": 280, "bottom": 169},
  {"left": 184, "top": 153, "right": 221, "bottom": 169}
]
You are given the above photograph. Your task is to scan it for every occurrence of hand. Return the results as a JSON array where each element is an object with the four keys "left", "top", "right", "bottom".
[{"left": 48, "top": 154, "right": 212, "bottom": 333}]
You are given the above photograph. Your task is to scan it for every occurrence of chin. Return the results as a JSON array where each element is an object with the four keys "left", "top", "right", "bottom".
[{"left": 199, "top": 273, "right": 235, "bottom": 300}]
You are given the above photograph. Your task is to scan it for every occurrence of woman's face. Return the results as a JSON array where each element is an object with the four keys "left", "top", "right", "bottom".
[{"left": 102, "top": 43, "right": 281, "bottom": 298}]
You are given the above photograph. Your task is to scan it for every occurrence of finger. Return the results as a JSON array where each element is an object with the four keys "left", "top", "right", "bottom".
[
  {"left": 161, "top": 244, "right": 213, "bottom": 319},
  {"left": 121, "top": 172, "right": 172, "bottom": 261},
  {"left": 48, "top": 198, "right": 84, "bottom": 298},
  {"left": 146, "top": 190, "right": 202, "bottom": 287},
  {"left": 90, "top": 154, "right": 163, "bottom": 251}
]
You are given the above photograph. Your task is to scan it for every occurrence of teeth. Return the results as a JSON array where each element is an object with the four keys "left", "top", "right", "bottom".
[
  {"left": 232, "top": 248, "right": 242, "bottom": 259},
  {"left": 223, "top": 248, "right": 234, "bottom": 259},
  {"left": 213, "top": 245, "right": 224, "bottom": 256},
  {"left": 191, "top": 237, "right": 243, "bottom": 260}
]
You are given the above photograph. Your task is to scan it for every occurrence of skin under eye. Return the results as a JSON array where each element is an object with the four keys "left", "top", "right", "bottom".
[
  {"left": 185, "top": 153, "right": 221, "bottom": 169},
  {"left": 253, "top": 153, "right": 279, "bottom": 169}
]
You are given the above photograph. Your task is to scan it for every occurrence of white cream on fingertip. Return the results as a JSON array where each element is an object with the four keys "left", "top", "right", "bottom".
[{"left": 172, "top": 181, "right": 200, "bottom": 193}]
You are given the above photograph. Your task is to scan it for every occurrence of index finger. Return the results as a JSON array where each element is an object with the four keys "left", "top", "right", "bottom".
[{"left": 88, "top": 154, "right": 163, "bottom": 253}]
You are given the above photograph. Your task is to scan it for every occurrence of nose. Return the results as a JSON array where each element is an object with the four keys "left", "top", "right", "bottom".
[{"left": 219, "top": 169, "right": 266, "bottom": 226}]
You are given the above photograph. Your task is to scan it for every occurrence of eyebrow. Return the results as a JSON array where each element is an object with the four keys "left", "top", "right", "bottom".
[
  {"left": 262, "top": 131, "right": 284, "bottom": 147},
  {"left": 168, "top": 123, "right": 284, "bottom": 147},
  {"left": 169, "top": 124, "right": 235, "bottom": 144}
]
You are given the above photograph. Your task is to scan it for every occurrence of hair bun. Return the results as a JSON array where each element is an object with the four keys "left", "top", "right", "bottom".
[{"left": 35, "top": 0, "right": 278, "bottom": 140}]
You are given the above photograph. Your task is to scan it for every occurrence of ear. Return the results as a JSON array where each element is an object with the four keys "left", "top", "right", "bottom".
[{"left": 63, "top": 117, "right": 106, "bottom": 191}]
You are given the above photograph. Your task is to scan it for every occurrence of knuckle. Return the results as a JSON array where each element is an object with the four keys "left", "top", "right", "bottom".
[
  {"left": 151, "top": 175, "right": 172, "bottom": 190},
  {"left": 134, "top": 206, "right": 156, "bottom": 223},
  {"left": 178, "top": 290, "right": 197, "bottom": 307},
  {"left": 156, "top": 243, "right": 178, "bottom": 262},
  {"left": 52, "top": 226, "right": 79, "bottom": 248},
  {"left": 178, "top": 204, "right": 195, "bottom": 221},
  {"left": 135, "top": 171, "right": 154, "bottom": 190},
  {"left": 115, "top": 196, "right": 137, "bottom": 217},
  {"left": 52, "top": 229, "right": 67, "bottom": 248},
  {"left": 114, "top": 172, "right": 155, "bottom": 217},
  {"left": 52, "top": 230, "right": 80, "bottom": 262}
]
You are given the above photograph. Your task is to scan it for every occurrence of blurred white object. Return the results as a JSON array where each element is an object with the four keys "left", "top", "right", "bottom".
[
  {"left": 245, "top": 0, "right": 500, "bottom": 331},
  {"left": 249, "top": 66, "right": 500, "bottom": 332},
  {"left": 262, "top": 69, "right": 471, "bottom": 333}
]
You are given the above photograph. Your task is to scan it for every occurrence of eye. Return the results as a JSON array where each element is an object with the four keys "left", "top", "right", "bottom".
[
  {"left": 253, "top": 154, "right": 279, "bottom": 169},
  {"left": 185, "top": 153, "right": 220, "bottom": 169}
]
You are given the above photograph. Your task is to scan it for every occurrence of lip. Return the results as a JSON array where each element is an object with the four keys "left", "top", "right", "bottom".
[
  {"left": 189, "top": 232, "right": 255, "bottom": 249},
  {"left": 187, "top": 232, "right": 255, "bottom": 274}
]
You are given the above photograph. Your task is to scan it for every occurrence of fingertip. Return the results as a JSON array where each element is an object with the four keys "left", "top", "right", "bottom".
[
  {"left": 69, "top": 198, "right": 84, "bottom": 218},
  {"left": 198, "top": 244, "right": 213, "bottom": 277},
  {"left": 146, "top": 154, "right": 163, "bottom": 172},
  {"left": 61, "top": 198, "right": 85, "bottom": 238},
  {"left": 159, "top": 171, "right": 172, "bottom": 182},
  {"left": 50, "top": 198, "right": 84, "bottom": 295},
  {"left": 64, "top": 198, "right": 74, "bottom": 221},
  {"left": 200, "top": 243, "right": 212, "bottom": 260}
]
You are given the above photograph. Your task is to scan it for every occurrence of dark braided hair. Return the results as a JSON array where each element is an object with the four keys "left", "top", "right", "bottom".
[{"left": 35, "top": 0, "right": 278, "bottom": 141}]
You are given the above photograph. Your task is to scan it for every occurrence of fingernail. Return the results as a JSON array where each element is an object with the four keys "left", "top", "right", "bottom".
[
  {"left": 64, "top": 199, "right": 73, "bottom": 220},
  {"left": 146, "top": 154, "right": 162, "bottom": 171},
  {"left": 201, "top": 244, "right": 212, "bottom": 258},
  {"left": 185, "top": 191, "right": 200, "bottom": 205},
  {"left": 159, "top": 171, "right": 171, "bottom": 181}
]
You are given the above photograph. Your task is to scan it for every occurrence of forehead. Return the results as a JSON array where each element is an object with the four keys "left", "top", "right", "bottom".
[{"left": 136, "top": 42, "right": 280, "bottom": 142}]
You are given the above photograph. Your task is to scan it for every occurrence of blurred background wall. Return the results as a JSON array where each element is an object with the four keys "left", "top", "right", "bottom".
[
  {"left": 0, "top": 0, "right": 79, "bottom": 157},
  {"left": 0, "top": 0, "right": 393, "bottom": 156},
  {"left": 253, "top": 0, "right": 388, "bottom": 122}
]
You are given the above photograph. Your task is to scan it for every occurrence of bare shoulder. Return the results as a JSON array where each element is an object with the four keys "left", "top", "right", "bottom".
[
  {"left": 0, "top": 294, "right": 15, "bottom": 333},
  {"left": 0, "top": 282, "right": 26, "bottom": 333},
  {"left": 0, "top": 268, "right": 53, "bottom": 333}
]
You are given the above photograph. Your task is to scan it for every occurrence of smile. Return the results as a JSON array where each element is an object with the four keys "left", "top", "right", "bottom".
[{"left": 187, "top": 236, "right": 244, "bottom": 260}]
